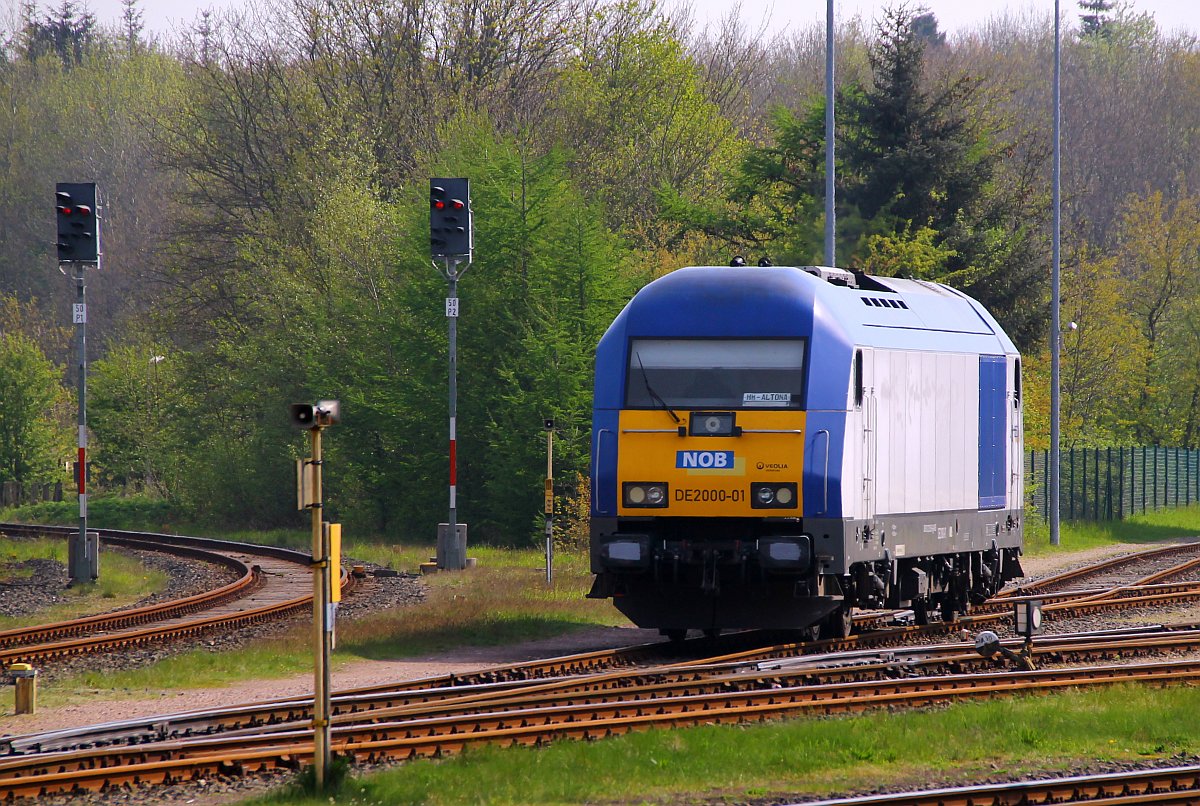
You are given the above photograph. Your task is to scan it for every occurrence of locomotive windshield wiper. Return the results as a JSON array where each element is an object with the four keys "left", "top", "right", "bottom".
[{"left": 636, "top": 352, "right": 682, "bottom": 424}]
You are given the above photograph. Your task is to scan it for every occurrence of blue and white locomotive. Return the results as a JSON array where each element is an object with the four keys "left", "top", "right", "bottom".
[{"left": 588, "top": 264, "right": 1025, "bottom": 639}]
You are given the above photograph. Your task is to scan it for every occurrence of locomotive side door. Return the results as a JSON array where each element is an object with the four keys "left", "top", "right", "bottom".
[{"left": 855, "top": 348, "right": 877, "bottom": 522}]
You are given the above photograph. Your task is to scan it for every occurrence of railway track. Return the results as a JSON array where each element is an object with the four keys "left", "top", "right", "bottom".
[
  {"left": 3, "top": 540, "right": 1200, "bottom": 802},
  {"left": 800, "top": 764, "right": 1200, "bottom": 805},
  {"left": 0, "top": 524, "right": 335, "bottom": 667}
]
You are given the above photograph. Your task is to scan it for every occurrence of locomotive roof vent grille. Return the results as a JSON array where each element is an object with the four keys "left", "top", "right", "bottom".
[{"left": 860, "top": 296, "right": 909, "bottom": 310}]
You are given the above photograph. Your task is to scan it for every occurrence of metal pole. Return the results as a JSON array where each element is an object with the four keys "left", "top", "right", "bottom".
[
  {"left": 545, "top": 427, "right": 553, "bottom": 585},
  {"left": 71, "top": 264, "right": 89, "bottom": 580},
  {"left": 1050, "top": 0, "right": 1062, "bottom": 544},
  {"left": 446, "top": 260, "right": 464, "bottom": 571},
  {"left": 824, "top": 0, "right": 836, "bottom": 266},
  {"left": 310, "top": 426, "right": 330, "bottom": 790}
]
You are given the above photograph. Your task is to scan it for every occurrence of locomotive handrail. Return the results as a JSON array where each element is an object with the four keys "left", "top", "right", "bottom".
[
  {"left": 815, "top": 428, "right": 830, "bottom": 514},
  {"left": 621, "top": 429, "right": 679, "bottom": 433},
  {"left": 593, "top": 428, "right": 613, "bottom": 512},
  {"left": 741, "top": 429, "right": 803, "bottom": 434}
]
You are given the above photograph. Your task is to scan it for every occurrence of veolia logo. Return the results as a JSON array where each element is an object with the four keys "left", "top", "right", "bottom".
[{"left": 676, "top": 451, "right": 734, "bottom": 469}]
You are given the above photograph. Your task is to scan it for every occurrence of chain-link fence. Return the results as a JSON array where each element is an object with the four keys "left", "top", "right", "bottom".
[{"left": 1026, "top": 447, "right": 1200, "bottom": 522}]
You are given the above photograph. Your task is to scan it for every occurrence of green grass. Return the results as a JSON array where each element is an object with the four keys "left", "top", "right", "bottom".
[
  {"left": 1023, "top": 503, "right": 1200, "bottom": 555},
  {"left": 244, "top": 683, "right": 1200, "bottom": 805},
  {"left": 0, "top": 537, "right": 168, "bottom": 630}
]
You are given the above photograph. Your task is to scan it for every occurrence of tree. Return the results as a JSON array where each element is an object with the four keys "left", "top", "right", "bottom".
[
  {"left": 545, "top": 0, "right": 742, "bottom": 244},
  {"left": 0, "top": 333, "right": 70, "bottom": 486},
  {"left": 120, "top": 0, "right": 144, "bottom": 55},
  {"left": 1115, "top": 190, "right": 1200, "bottom": 444},
  {"left": 17, "top": 1, "right": 97, "bottom": 67},
  {"left": 911, "top": 11, "right": 945, "bottom": 48},
  {"left": 1078, "top": 0, "right": 1118, "bottom": 40},
  {"left": 89, "top": 343, "right": 176, "bottom": 492},
  {"left": 840, "top": 6, "right": 989, "bottom": 234},
  {"left": 663, "top": 5, "right": 1049, "bottom": 346}
]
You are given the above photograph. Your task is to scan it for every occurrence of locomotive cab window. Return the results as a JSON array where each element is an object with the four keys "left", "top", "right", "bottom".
[{"left": 626, "top": 338, "right": 805, "bottom": 409}]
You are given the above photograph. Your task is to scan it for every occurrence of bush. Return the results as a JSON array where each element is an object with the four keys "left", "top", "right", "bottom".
[{"left": 3, "top": 494, "right": 181, "bottom": 532}]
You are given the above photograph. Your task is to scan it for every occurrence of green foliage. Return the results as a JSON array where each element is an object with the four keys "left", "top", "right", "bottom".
[
  {"left": 0, "top": 332, "right": 70, "bottom": 485},
  {"left": 5, "top": 493, "right": 175, "bottom": 531},
  {"left": 547, "top": 0, "right": 744, "bottom": 245},
  {"left": 88, "top": 343, "right": 175, "bottom": 492}
]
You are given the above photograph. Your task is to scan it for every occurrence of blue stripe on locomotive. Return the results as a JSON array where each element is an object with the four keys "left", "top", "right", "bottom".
[{"left": 592, "top": 266, "right": 1018, "bottom": 520}]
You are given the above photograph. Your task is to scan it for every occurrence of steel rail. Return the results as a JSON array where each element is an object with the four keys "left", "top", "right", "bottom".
[
  {"left": 0, "top": 550, "right": 257, "bottom": 650},
  {"left": 5, "top": 658, "right": 1200, "bottom": 799},
  {"left": 0, "top": 524, "right": 341, "bottom": 668},
  {"left": 795, "top": 763, "right": 1200, "bottom": 805},
  {"left": 993, "top": 540, "right": 1200, "bottom": 599},
  {"left": 3, "top": 539, "right": 1199, "bottom": 799},
  {"left": 5, "top": 625, "right": 1200, "bottom": 772}
]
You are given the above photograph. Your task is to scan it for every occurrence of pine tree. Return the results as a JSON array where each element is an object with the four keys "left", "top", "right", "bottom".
[{"left": 1079, "top": 0, "right": 1118, "bottom": 39}]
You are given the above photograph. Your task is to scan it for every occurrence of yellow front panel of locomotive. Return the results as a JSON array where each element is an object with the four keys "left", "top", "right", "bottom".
[{"left": 616, "top": 410, "right": 806, "bottom": 517}]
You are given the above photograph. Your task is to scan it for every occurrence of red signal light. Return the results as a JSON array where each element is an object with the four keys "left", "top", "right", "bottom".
[
  {"left": 433, "top": 199, "right": 445, "bottom": 210},
  {"left": 57, "top": 205, "right": 73, "bottom": 215},
  {"left": 75, "top": 205, "right": 92, "bottom": 216},
  {"left": 450, "top": 199, "right": 465, "bottom": 210}
]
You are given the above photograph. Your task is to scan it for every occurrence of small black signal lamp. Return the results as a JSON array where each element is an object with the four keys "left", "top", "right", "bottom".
[{"left": 290, "top": 400, "right": 341, "bottom": 429}]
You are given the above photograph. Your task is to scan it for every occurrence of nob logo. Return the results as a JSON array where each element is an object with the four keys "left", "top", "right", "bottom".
[{"left": 676, "top": 451, "right": 734, "bottom": 469}]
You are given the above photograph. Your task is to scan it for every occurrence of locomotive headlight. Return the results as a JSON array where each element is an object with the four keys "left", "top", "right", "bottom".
[
  {"left": 601, "top": 536, "right": 651, "bottom": 568},
  {"left": 623, "top": 482, "right": 669, "bottom": 508},
  {"left": 689, "top": 411, "right": 739, "bottom": 437},
  {"left": 759, "top": 535, "right": 811, "bottom": 571},
  {"left": 751, "top": 482, "right": 798, "bottom": 509}
]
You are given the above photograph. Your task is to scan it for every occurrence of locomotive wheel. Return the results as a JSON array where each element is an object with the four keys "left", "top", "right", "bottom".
[{"left": 820, "top": 606, "right": 854, "bottom": 640}]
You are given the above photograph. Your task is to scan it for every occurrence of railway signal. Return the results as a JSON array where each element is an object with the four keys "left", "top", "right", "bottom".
[
  {"left": 430, "top": 177, "right": 475, "bottom": 571},
  {"left": 57, "top": 181, "right": 102, "bottom": 584},
  {"left": 430, "top": 178, "right": 472, "bottom": 259},
  {"left": 56, "top": 182, "right": 101, "bottom": 263},
  {"left": 290, "top": 400, "right": 340, "bottom": 792}
]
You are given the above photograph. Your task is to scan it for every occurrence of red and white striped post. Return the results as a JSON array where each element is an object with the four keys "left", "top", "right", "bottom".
[{"left": 441, "top": 260, "right": 466, "bottom": 570}]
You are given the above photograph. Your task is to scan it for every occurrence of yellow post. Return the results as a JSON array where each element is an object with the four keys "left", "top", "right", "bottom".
[{"left": 11, "top": 664, "right": 36, "bottom": 714}]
